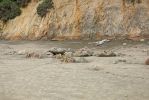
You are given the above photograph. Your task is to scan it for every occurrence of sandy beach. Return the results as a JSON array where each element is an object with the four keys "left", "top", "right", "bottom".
[{"left": 0, "top": 40, "right": 149, "bottom": 100}]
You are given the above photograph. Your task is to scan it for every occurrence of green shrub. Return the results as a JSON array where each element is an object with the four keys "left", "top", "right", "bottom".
[
  {"left": 0, "top": 0, "right": 21, "bottom": 22},
  {"left": 11, "top": 0, "right": 31, "bottom": 7},
  {"left": 37, "top": 0, "right": 54, "bottom": 17}
]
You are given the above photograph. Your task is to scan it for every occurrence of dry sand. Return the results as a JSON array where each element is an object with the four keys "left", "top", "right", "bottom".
[{"left": 0, "top": 40, "right": 149, "bottom": 100}]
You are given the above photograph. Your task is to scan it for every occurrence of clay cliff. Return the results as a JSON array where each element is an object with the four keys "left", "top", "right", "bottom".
[{"left": 0, "top": 0, "right": 149, "bottom": 40}]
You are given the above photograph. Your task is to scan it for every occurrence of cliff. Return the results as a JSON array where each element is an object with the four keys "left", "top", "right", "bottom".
[{"left": 0, "top": 0, "right": 149, "bottom": 40}]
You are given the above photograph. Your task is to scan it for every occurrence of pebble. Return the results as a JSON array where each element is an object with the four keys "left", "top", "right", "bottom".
[{"left": 123, "top": 43, "right": 127, "bottom": 46}]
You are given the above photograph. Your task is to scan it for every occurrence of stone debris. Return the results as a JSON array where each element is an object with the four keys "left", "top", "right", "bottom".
[
  {"left": 45, "top": 52, "right": 54, "bottom": 58},
  {"left": 60, "top": 55, "right": 76, "bottom": 63},
  {"left": 55, "top": 54, "right": 63, "bottom": 59},
  {"left": 54, "top": 53, "right": 89, "bottom": 63},
  {"left": 73, "top": 47, "right": 93, "bottom": 57},
  {"left": 48, "top": 47, "right": 73, "bottom": 55},
  {"left": 64, "top": 52, "right": 73, "bottom": 57},
  {"left": 25, "top": 52, "right": 42, "bottom": 59},
  {"left": 94, "top": 51, "right": 117, "bottom": 57}
]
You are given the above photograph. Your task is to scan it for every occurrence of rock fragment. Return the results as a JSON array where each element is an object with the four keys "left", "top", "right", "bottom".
[
  {"left": 73, "top": 47, "right": 93, "bottom": 57},
  {"left": 94, "top": 51, "right": 117, "bottom": 57},
  {"left": 48, "top": 47, "right": 73, "bottom": 55},
  {"left": 145, "top": 58, "right": 149, "bottom": 65}
]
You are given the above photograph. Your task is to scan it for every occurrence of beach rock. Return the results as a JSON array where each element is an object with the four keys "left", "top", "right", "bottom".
[
  {"left": 0, "top": 44, "right": 12, "bottom": 49},
  {"left": 73, "top": 47, "right": 93, "bottom": 57},
  {"left": 46, "top": 52, "right": 54, "bottom": 58},
  {"left": 25, "top": 52, "right": 42, "bottom": 59},
  {"left": 60, "top": 56, "right": 75, "bottom": 63},
  {"left": 94, "top": 51, "right": 117, "bottom": 57},
  {"left": 17, "top": 50, "right": 28, "bottom": 55},
  {"left": 145, "top": 58, "right": 149, "bottom": 65},
  {"left": 140, "top": 39, "right": 145, "bottom": 42},
  {"left": 64, "top": 52, "right": 73, "bottom": 57},
  {"left": 48, "top": 47, "right": 73, "bottom": 55},
  {"left": 55, "top": 54, "right": 63, "bottom": 59}
]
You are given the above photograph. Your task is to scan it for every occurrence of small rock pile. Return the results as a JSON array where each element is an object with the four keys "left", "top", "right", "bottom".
[
  {"left": 47, "top": 47, "right": 91, "bottom": 63},
  {"left": 73, "top": 47, "right": 93, "bottom": 57}
]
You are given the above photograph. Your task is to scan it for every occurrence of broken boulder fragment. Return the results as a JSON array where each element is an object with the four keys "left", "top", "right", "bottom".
[
  {"left": 48, "top": 47, "right": 73, "bottom": 55},
  {"left": 73, "top": 47, "right": 93, "bottom": 57}
]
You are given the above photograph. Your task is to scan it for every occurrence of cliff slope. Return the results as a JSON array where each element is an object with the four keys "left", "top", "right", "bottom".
[{"left": 0, "top": 0, "right": 149, "bottom": 40}]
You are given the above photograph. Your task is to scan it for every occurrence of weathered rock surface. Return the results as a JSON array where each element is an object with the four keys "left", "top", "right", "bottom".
[
  {"left": 0, "top": 0, "right": 149, "bottom": 40},
  {"left": 48, "top": 47, "right": 73, "bottom": 55},
  {"left": 73, "top": 47, "right": 93, "bottom": 57}
]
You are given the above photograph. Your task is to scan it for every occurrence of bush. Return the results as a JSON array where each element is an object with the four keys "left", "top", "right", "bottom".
[
  {"left": 12, "top": 0, "right": 31, "bottom": 7},
  {"left": 37, "top": 0, "right": 54, "bottom": 17},
  {"left": 0, "top": 0, "right": 21, "bottom": 22}
]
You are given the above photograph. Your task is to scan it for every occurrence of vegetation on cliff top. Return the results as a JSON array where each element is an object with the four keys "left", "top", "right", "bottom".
[
  {"left": 37, "top": 0, "right": 54, "bottom": 17},
  {"left": 0, "top": 0, "right": 30, "bottom": 22}
]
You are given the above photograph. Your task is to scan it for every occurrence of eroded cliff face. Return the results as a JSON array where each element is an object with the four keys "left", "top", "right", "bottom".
[{"left": 0, "top": 0, "right": 149, "bottom": 40}]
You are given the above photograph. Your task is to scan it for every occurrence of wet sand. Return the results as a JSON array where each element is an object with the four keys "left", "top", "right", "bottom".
[{"left": 0, "top": 40, "right": 149, "bottom": 100}]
